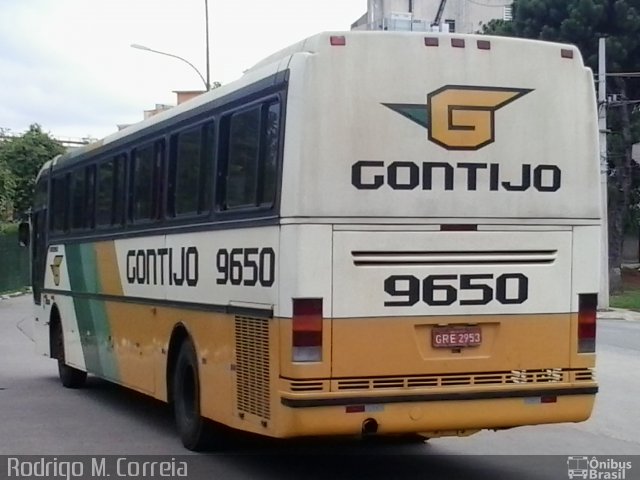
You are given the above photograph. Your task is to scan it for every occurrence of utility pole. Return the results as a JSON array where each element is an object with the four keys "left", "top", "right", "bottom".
[{"left": 598, "top": 37, "right": 610, "bottom": 309}]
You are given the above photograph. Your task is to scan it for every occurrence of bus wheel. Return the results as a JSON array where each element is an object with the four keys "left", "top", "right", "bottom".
[
  {"left": 52, "top": 320, "right": 87, "bottom": 388},
  {"left": 173, "top": 338, "right": 209, "bottom": 451}
]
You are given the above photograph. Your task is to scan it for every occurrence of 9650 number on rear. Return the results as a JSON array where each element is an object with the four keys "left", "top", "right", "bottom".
[{"left": 383, "top": 273, "right": 529, "bottom": 307}]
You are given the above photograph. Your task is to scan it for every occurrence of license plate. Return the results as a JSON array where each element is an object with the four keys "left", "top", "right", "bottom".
[{"left": 432, "top": 326, "right": 482, "bottom": 348}]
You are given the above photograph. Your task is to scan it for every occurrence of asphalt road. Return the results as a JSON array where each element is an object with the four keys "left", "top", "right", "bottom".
[{"left": 1, "top": 294, "right": 638, "bottom": 480}]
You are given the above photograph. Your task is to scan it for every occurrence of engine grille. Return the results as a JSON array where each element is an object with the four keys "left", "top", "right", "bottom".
[
  {"left": 332, "top": 368, "right": 594, "bottom": 392},
  {"left": 235, "top": 316, "right": 271, "bottom": 420}
]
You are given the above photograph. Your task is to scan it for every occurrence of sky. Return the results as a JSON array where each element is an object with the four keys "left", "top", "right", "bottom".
[{"left": 0, "top": 0, "right": 366, "bottom": 140}]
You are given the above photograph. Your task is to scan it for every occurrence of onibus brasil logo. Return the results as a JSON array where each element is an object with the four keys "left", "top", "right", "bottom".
[
  {"left": 567, "top": 456, "right": 633, "bottom": 479},
  {"left": 384, "top": 85, "right": 532, "bottom": 150}
]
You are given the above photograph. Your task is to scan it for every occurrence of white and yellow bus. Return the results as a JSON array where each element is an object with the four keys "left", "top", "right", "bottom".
[{"left": 24, "top": 31, "right": 600, "bottom": 450}]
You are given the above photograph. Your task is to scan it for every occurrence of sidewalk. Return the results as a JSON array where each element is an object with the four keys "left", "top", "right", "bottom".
[{"left": 598, "top": 308, "right": 640, "bottom": 322}]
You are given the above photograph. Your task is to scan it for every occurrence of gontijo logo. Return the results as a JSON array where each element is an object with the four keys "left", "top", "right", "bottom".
[
  {"left": 50, "top": 255, "right": 64, "bottom": 286},
  {"left": 384, "top": 85, "right": 532, "bottom": 150}
]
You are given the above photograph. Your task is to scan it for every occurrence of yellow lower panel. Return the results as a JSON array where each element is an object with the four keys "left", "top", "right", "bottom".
[
  {"left": 98, "top": 302, "right": 236, "bottom": 424},
  {"left": 272, "top": 394, "right": 596, "bottom": 438},
  {"left": 330, "top": 314, "right": 575, "bottom": 378}
]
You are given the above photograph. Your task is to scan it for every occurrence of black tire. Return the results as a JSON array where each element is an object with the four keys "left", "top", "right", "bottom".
[
  {"left": 173, "top": 338, "right": 211, "bottom": 451},
  {"left": 53, "top": 320, "right": 87, "bottom": 389}
]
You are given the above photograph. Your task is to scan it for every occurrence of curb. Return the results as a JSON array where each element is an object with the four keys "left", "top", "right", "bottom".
[{"left": 0, "top": 289, "right": 30, "bottom": 301}]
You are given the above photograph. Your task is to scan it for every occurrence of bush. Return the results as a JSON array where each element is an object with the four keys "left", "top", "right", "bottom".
[{"left": 0, "top": 223, "right": 18, "bottom": 235}]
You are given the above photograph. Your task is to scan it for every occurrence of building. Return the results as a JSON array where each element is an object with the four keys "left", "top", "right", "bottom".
[
  {"left": 120, "top": 90, "right": 208, "bottom": 131},
  {"left": 351, "top": 0, "right": 513, "bottom": 34}
]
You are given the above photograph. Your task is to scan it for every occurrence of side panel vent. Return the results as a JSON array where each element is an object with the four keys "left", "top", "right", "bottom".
[
  {"left": 289, "top": 380, "right": 325, "bottom": 392},
  {"left": 352, "top": 250, "right": 558, "bottom": 267},
  {"left": 235, "top": 316, "right": 271, "bottom": 420},
  {"left": 333, "top": 368, "right": 581, "bottom": 392},
  {"left": 441, "top": 375, "right": 472, "bottom": 386},
  {"left": 573, "top": 368, "right": 595, "bottom": 382},
  {"left": 372, "top": 378, "right": 405, "bottom": 389}
]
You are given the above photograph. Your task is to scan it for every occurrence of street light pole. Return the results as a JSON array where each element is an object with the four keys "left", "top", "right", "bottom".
[
  {"left": 205, "top": 0, "right": 211, "bottom": 91},
  {"left": 131, "top": 43, "right": 209, "bottom": 91},
  {"left": 598, "top": 37, "right": 610, "bottom": 309}
]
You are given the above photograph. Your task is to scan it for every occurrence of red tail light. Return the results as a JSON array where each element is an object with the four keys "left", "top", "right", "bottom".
[
  {"left": 578, "top": 294, "right": 597, "bottom": 353},
  {"left": 330, "top": 36, "right": 346, "bottom": 46},
  {"left": 292, "top": 299, "right": 323, "bottom": 362},
  {"left": 561, "top": 48, "right": 574, "bottom": 59}
]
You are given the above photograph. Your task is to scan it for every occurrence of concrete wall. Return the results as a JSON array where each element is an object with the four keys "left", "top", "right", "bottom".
[
  {"left": 0, "top": 230, "right": 30, "bottom": 293},
  {"left": 623, "top": 234, "right": 639, "bottom": 264}
]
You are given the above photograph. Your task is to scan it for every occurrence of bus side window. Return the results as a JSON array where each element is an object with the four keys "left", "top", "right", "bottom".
[
  {"left": 153, "top": 140, "right": 165, "bottom": 220},
  {"left": 130, "top": 143, "right": 155, "bottom": 222},
  {"left": 113, "top": 154, "right": 126, "bottom": 226},
  {"left": 86, "top": 165, "right": 96, "bottom": 229},
  {"left": 70, "top": 165, "right": 96, "bottom": 230},
  {"left": 260, "top": 101, "right": 280, "bottom": 207},
  {"left": 225, "top": 106, "right": 261, "bottom": 209},
  {"left": 50, "top": 174, "right": 69, "bottom": 233},
  {"left": 219, "top": 99, "right": 281, "bottom": 211},
  {"left": 70, "top": 168, "right": 86, "bottom": 230},
  {"left": 96, "top": 159, "right": 116, "bottom": 227},
  {"left": 201, "top": 121, "right": 215, "bottom": 213},
  {"left": 169, "top": 125, "right": 210, "bottom": 217}
]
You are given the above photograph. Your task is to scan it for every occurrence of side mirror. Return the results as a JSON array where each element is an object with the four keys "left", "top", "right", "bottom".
[{"left": 18, "top": 222, "right": 30, "bottom": 247}]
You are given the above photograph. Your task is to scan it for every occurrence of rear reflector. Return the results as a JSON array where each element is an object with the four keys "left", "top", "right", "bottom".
[
  {"left": 292, "top": 299, "right": 323, "bottom": 362},
  {"left": 346, "top": 405, "right": 366, "bottom": 413},
  {"left": 578, "top": 294, "right": 597, "bottom": 353},
  {"left": 477, "top": 40, "right": 491, "bottom": 50},
  {"left": 424, "top": 37, "right": 439, "bottom": 47},
  {"left": 330, "top": 36, "right": 346, "bottom": 46},
  {"left": 451, "top": 38, "right": 465, "bottom": 48}
]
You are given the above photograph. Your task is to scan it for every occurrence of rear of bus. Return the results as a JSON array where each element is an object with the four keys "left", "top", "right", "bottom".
[{"left": 274, "top": 32, "right": 600, "bottom": 438}]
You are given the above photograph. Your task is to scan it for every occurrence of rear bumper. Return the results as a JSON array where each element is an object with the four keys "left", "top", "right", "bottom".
[
  {"left": 281, "top": 385, "right": 597, "bottom": 408},
  {"left": 274, "top": 385, "right": 597, "bottom": 438}
]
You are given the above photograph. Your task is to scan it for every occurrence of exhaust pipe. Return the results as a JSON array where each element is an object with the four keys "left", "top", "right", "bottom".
[{"left": 362, "top": 418, "right": 379, "bottom": 436}]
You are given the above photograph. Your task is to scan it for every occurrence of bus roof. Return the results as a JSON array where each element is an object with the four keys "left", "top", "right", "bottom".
[{"left": 50, "top": 30, "right": 585, "bottom": 174}]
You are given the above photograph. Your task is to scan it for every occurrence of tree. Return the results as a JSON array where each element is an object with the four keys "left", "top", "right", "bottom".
[
  {"left": 483, "top": 0, "right": 640, "bottom": 293},
  {"left": 0, "top": 160, "right": 15, "bottom": 222},
  {"left": 0, "top": 124, "right": 65, "bottom": 218}
]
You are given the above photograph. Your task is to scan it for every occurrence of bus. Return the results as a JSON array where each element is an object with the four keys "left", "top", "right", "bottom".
[{"left": 22, "top": 31, "right": 600, "bottom": 450}]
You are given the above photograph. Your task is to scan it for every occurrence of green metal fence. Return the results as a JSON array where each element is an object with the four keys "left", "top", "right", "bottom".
[{"left": 0, "top": 231, "right": 30, "bottom": 293}]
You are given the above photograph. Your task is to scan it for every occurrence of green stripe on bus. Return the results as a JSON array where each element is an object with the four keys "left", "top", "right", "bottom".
[{"left": 66, "top": 243, "right": 119, "bottom": 381}]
